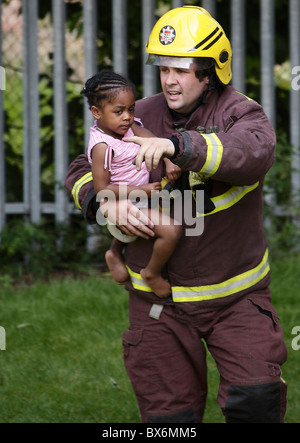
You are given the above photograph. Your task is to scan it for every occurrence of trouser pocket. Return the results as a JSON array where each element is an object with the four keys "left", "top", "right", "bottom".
[{"left": 122, "top": 328, "right": 160, "bottom": 397}]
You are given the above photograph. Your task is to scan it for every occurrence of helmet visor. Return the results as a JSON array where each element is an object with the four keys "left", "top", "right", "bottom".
[{"left": 146, "top": 54, "right": 215, "bottom": 71}]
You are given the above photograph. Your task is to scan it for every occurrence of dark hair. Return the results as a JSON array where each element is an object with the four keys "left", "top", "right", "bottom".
[
  {"left": 81, "top": 70, "right": 136, "bottom": 109},
  {"left": 196, "top": 66, "right": 225, "bottom": 103}
]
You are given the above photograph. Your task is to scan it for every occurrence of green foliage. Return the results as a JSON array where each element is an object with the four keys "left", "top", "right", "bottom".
[
  {"left": 265, "top": 131, "right": 293, "bottom": 205},
  {"left": 38, "top": 75, "right": 85, "bottom": 200},
  {"left": 3, "top": 65, "right": 24, "bottom": 202},
  {"left": 0, "top": 217, "right": 111, "bottom": 278},
  {"left": 264, "top": 131, "right": 300, "bottom": 258}
]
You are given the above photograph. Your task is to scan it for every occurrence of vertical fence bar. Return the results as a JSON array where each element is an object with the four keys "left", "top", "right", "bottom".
[
  {"left": 259, "top": 1, "right": 276, "bottom": 230},
  {"left": 23, "top": 0, "right": 29, "bottom": 219},
  {"left": 172, "top": 0, "right": 183, "bottom": 8},
  {"left": 202, "top": 0, "right": 216, "bottom": 16},
  {"left": 23, "top": 0, "right": 40, "bottom": 224},
  {"left": 142, "top": 0, "right": 157, "bottom": 97},
  {"left": 289, "top": 0, "right": 300, "bottom": 227},
  {"left": 83, "top": 0, "right": 98, "bottom": 251},
  {"left": 113, "top": 0, "right": 128, "bottom": 77},
  {"left": 83, "top": 0, "right": 98, "bottom": 150},
  {"left": 0, "top": 0, "right": 6, "bottom": 232},
  {"left": 52, "top": 0, "right": 69, "bottom": 223},
  {"left": 231, "top": 0, "right": 246, "bottom": 94},
  {"left": 260, "top": 0, "right": 276, "bottom": 127}
]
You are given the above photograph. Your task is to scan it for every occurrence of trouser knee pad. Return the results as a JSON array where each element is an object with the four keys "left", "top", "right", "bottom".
[{"left": 224, "top": 381, "right": 287, "bottom": 423}]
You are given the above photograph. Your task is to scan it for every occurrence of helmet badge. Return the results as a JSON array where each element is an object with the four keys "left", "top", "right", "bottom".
[{"left": 159, "top": 26, "right": 176, "bottom": 45}]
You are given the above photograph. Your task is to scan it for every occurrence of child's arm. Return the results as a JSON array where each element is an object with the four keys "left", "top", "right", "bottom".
[
  {"left": 91, "top": 142, "right": 160, "bottom": 199},
  {"left": 91, "top": 143, "right": 111, "bottom": 195},
  {"left": 132, "top": 123, "right": 181, "bottom": 183},
  {"left": 132, "top": 124, "right": 169, "bottom": 194},
  {"left": 132, "top": 122, "right": 155, "bottom": 138}
]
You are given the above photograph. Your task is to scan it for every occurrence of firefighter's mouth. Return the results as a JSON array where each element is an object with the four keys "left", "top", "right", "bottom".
[{"left": 167, "top": 90, "right": 181, "bottom": 97}]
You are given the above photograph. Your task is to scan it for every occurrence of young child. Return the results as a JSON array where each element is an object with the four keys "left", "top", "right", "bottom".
[{"left": 82, "top": 70, "right": 182, "bottom": 299}]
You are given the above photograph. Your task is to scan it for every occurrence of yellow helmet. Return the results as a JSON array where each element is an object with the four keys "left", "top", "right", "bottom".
[{"left": 146, "top": 6, "right": 232, "bottom": 85}]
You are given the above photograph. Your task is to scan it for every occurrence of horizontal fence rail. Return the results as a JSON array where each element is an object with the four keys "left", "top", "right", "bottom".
[{"left": 0, "top": 0, "right": 299, "bottom": 233}]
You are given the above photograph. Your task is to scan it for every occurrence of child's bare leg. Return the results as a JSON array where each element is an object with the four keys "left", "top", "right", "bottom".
[
  {"left": 105, "top": 239, "right": 129, "bottom": 285},
  {"left": 140, "top": 210, "right": 182, "bottom": 298}
]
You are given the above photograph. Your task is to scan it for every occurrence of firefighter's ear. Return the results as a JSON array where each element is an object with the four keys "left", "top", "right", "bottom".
[
  {"left": 204, "top": 76, "right": 210, "bottom": 85},
  {"left": 91, "top": 105, "right": 101, "bottom": 120}
]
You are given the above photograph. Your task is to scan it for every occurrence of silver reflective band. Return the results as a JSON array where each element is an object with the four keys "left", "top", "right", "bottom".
[
  {"left": 172, "top": 249, "right": 270, "bottom": 302},
  {"left": 126, "top": 249, "right": 270, "bottom": 303},
  {"left": 146, "top": 54, "right": 214, "bottom": 70}
]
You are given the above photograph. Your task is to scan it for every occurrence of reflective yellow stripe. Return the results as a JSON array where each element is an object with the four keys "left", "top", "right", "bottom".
[
  {"left": 126, "top": 266, "right": 153, "bottom": 292},
  {"left": 199, "top": 182, "right": 259, "bottom": 216},
  {"left": 127, "top": 249, "right": 270, "bottom": 302},
  {"left": 72, "top": 172, "right": 93, "bottom": 210},
  {"left": 172, "top": 249, "right": 270, "bottom": 302},
  {"left": 236, "top": 91, "right": 253, "bottom": 101},
  {"left": 200, "top": 133, "right": 223, "bottom": 177}
]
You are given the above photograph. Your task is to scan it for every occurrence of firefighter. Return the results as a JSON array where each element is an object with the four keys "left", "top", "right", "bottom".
[{"left": 65, "top": 6, "right": 287, "bottom": 423}]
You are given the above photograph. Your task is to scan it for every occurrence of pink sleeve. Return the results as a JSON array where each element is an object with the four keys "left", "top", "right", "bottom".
[
  {"left": 104, "top": 145, "right": 112, "bottom": 172},
  {"left": 87, "top": 123, "right": 109, "bottom": 166},
  {"left": 134, "top": 117, "right": 144, "bottom": 128}
]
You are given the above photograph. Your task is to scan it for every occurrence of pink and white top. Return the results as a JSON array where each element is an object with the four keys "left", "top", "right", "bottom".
[{"left": 87, "top": 118, "right": 149, "bottom": 187}]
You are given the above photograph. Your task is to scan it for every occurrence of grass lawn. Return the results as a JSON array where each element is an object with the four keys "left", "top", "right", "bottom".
[{"left": 0, "top": 255, "right": 299, "bottom": 423}]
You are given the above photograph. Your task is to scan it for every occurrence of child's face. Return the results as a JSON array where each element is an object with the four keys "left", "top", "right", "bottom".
[{"left": 92, "top": 88, "right": 135, "bottom": 139}]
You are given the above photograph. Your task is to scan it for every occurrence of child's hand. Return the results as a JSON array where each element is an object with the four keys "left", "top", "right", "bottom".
[
  {"left": 164, "top": 159, "right": 182, "bottom": 184},
  {"left": 142, "top": 182, "right": 161, "bottom": 196}
]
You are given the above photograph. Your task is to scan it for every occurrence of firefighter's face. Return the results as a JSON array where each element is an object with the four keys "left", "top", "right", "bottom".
[{"left": 159, "top": 66, "right": 209, "bottom": 115}]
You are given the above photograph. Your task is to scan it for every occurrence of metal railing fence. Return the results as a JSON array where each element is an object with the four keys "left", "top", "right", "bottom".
[{"left": 0, "top": 0, "right": 299, "bottom": 232}]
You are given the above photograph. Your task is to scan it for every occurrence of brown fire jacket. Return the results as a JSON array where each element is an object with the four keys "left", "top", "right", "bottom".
[{"left": 65, "top": 86, "right": 276, "bottom": 311}]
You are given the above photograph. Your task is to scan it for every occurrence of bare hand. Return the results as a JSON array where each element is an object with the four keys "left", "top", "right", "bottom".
[
  {"left": 123, "top": 136, "right": 175, "bottom": 172},
  {"left": 141, "top": 182, "right": 161, "bottom": 196},
  {"left": 99, "top": 198, "right": 155, "bottom": 240},
  {"left": 164, "top": 159, "right": 182, "bottom": 184}
]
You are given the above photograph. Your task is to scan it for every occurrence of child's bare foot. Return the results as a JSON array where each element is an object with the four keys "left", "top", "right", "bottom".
[
  {"left": 105, "top": 249, "right": 129, "bottom": 285},
  {"left": 140, "top": 268, "right": 171, "bottom": 298}
]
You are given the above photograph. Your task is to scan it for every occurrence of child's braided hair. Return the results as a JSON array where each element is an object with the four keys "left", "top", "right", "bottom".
[{"left": 81, "top": 70, "right": 136, "bottom": 109}]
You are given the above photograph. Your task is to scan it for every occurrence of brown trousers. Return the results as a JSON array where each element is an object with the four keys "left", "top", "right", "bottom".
[{"left": 122, "top": 289, "right": 288, "bottom": 423}]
